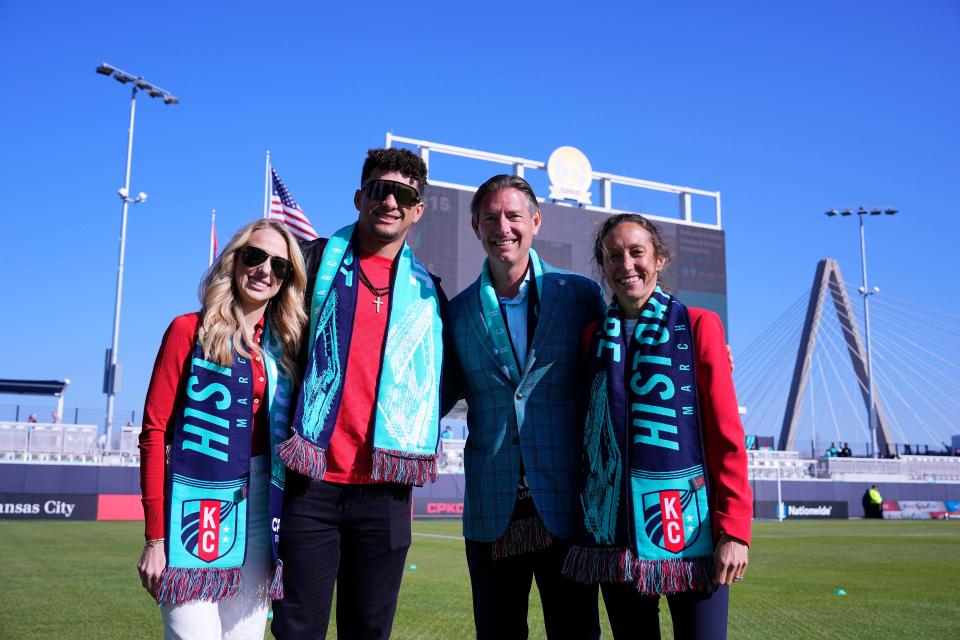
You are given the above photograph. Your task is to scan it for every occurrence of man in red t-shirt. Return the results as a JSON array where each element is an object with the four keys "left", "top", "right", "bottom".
[{"left": 272, "top": 148, "right": 445, "bottom": 640}]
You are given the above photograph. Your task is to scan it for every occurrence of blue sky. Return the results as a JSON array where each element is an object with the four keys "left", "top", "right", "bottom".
[{"left": 3, "top": 1, "right": 958, "bottom": 447}]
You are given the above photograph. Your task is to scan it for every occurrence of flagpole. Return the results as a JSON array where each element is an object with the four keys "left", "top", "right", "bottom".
[
  {"left": 263, "top": 150, "right": 271, "bottom": 219},
  {"left": 209, "top": 209, "right": 216, "bottom": 266}
]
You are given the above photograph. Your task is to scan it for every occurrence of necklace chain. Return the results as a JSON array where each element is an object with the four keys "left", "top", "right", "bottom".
[{"left": 357, "top": 261, "right": 390, "bottom": 297}]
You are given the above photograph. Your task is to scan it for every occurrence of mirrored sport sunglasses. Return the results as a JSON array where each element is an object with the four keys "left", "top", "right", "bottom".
[
  {"left": 240, "top": 245, "right": 293, "bottom": 280},
  {"left": 361, "top": 179, "right": 421, "bottom": 207}
]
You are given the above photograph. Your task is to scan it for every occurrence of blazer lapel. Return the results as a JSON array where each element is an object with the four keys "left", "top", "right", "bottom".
[{"left": 525, "top": 271, "right": 562, "bottom": 373}]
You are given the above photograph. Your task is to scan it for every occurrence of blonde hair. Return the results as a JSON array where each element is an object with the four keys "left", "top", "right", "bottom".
[{"left": 198, "top": 219, "right": 308, "bottom": 381}]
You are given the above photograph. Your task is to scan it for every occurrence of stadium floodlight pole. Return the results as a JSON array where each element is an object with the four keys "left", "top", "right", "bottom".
[
  {"left": 824, "top": 207, "right": 897, "bottom": 459},
  {"left": 96, "top": 63, "right": 179, "bottom": 450}
]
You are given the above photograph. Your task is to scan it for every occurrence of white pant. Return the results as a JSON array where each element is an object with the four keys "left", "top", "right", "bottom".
[{"left": 161, "top": 456, "right": 272, "bottom": 640}]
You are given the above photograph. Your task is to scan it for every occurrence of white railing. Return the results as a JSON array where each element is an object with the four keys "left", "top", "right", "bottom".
[
  {"left": 820, "top": 455, "right": 960, "bottom": 482},
  {"left": 0, "top": 421, "right": 98, "bottom": 462},
  {"left": 0, "top": 422, "right": 143, "bottom": 465},
  {"left": 747, "top": 449, "right": 817, "bottom": 480},
  {"left": 438, "top": 438, "right": 465, "bottom": 474},
  {"left": 386, "top": 134, "right": 722, "bottom": 229}
]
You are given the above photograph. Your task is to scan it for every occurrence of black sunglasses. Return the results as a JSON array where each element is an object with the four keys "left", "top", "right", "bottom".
[
  {"left": 361, "top": 179, "right": 421, "bottom": 207},
  {"left": 240, "top": 246, "right": 293, "bottom": 280}
]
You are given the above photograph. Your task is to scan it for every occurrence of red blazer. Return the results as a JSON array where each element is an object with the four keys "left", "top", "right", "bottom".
[
  {"left": 582, "top": 307, "right": 752, "bottom": 546},
  {"left": 688, "top": 307, "right": 752, "bottom": 545}
]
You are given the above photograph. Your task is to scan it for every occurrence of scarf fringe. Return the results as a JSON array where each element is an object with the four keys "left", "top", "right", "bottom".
[
  {"left": 371, "top": 448, "right": 437, "bottom": 486},
  {"left": 269, "top": 559, "right": 284, "bottom": 600},
  {"left": 491, "top": 517, "right": 553, "bottom": 561},
  {"left": 277, "top": 432, "right": 327, "bottom": 481},
  {"left": 157, "top": 566, "right": 242, "bottom": 605},
  {"left": 562, "top": 545, "right": 633, "bottom": 583},
  {"left": 562, "top": 547, "right": 716, "bottom": 595}
]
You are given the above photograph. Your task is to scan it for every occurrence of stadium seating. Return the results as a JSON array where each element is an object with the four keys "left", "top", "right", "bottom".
[
  {"left": 747, "top": 449, "right": 817, "bottom": 480},
  {"left": 0, "top": 421, "right": 97, "bottom": 462},
  {"left": 821, "top": 455, "right": 960, "bottom": 483},
  {"left": 437, "top": 438, "right": 465, "bottom": 473}
]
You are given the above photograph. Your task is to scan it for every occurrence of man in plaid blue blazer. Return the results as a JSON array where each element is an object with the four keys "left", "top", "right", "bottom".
[{"left": 446, "top": 175, "right": 605, "bottom": 639}]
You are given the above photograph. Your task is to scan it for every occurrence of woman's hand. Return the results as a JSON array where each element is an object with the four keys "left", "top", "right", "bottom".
[
  {"left": 713, "top": 533, "right": 748, "bottom": 586},
  {"left": 138, "top": 541, "right": 167, "bottom": 599}
]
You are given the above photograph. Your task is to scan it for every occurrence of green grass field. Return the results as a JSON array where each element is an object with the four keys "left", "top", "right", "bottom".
[{"left": 1, "top": 519, "right": 958, "bottom": 639}]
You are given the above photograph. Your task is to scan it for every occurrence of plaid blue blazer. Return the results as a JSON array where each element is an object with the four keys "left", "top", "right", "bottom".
[{"left": 447, "top": 262, "right": 605, "bottom": 542}]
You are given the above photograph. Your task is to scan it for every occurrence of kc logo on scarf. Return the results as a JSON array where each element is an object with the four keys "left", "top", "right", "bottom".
[
  {"left": 181, "top": 498, "right": 239, "bottom": 563},
  {"left": 641, "top": 488, "right": 703, "bottom": 554}
]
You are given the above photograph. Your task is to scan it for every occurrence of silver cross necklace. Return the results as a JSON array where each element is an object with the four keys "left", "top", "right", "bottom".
[{"left": 357, "top": 261, "right": 390, "bottom": 313}]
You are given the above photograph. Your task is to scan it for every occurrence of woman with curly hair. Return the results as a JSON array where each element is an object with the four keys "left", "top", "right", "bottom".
[
  {"left": 137, "top": 219, "right": 308, "bottom": 639},
  {"left": 563, "top": 213, "right": 751, "bottom": 639}
]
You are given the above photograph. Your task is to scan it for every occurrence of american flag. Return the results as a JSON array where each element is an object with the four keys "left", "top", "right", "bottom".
[{"left": 269, "top": 167, "right": 319, "bottom": 241}]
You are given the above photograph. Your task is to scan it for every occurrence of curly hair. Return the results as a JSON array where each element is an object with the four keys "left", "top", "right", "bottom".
[
  {"left": 360, "top": 147, "right": 428, "bottom": 191},
  {"left": 592, "top": 213, "right": 672, "bottom": 286},
  {"left": 197, "top": 219, "right": 308, "bottom": 381}
]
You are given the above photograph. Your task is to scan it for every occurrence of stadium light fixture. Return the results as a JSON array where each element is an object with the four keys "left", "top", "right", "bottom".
[
  {"left": 825, "top": 205, "right": 898, "bottom": 458},
  {"left": 95, "top": 63, "right": 178, "bottom": 450}
]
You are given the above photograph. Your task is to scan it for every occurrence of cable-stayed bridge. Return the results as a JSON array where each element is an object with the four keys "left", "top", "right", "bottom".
[{"left": 735, "top": 258, "right": 959, "bottom": 459}]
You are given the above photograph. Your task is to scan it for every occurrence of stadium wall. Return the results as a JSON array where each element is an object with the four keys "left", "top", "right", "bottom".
[{"left": 1, "top": 465, "right": 957, "bottom": 522}]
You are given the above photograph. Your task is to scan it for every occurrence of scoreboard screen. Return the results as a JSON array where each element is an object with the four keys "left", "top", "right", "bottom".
[{"left": 407, "top": 184, "right": 729, "bottom": 328}]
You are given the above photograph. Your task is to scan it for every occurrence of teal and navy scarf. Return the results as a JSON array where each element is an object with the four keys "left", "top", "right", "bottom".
[
  {"left": 563, "top": 287, "right": 716, "bottom": 594},
  {"left": 158, "top": 326, "right": 293, "bottom": 604},
  {"left": 478, "top": 249, "right": 553, "bottom": 559},
  {"left": 477, "top": 247, "right": 543, "bottom": 385},
  {"left": 279, "top": 223, "right": 443, "bottom": 485}
]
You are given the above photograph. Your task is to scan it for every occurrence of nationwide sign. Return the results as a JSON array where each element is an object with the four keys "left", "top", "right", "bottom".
[
  {"left": 0, "top": 493, "right": 97, "bottom": 520},
  {"left": 756, "top": 500, "right": 848, "bottom": 520}
]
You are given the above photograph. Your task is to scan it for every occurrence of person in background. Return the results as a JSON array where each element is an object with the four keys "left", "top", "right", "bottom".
[
  {"left": 137, "top": 219, "right": 308, "bottom": 639},
  {"left": 840, "top": 442, "right": 852, "bottom": 457},
  {"left": 868, "top": 484, "right": 883, "bottom": 518},
  {"left": 440, "top": 426, "right": 454, "bottom": 440},
  {"left": 563, "top": 213, "right": 751, "bottom": 640}
]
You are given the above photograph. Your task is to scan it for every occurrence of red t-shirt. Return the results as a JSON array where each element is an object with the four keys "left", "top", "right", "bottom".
[
  {"left": 138, "top": 312, "right": 269, "bottom": 541},
  {"left": 322, "top": 253, "right": 393, "bottom": 484}
]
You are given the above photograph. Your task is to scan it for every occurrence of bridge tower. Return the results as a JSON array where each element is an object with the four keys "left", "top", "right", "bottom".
[{"left": 778, "top": 258, "right": 894, "bottom": 454}]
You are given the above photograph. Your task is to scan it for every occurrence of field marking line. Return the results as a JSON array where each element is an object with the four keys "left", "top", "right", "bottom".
[{"left": 413, "top": 532, "right": 464, "bottom": 541}]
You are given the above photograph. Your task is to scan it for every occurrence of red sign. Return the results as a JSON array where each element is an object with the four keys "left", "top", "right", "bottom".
[
  {"left": 660, "top": 490, "right": 685, "bottom": 553},
  {"left": 96, "top": 494, "right": 143, "bottom": 520},
  {"left": 198, "top": 501, "right": 221, "bottom": 562}
]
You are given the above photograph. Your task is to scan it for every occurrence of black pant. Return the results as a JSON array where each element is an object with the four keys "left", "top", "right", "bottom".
[
  {"left": 272, "top": 475, "right": 412, "bottom": 640},
  {"left": 601, "top": 582, "right": 729, "bottom": 640},
  {"left": 465, "top": 538, "right": 601, "bottom": 640}
]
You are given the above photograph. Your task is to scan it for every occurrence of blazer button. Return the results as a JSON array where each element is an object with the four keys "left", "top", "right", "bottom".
[
  {"left": 512, "top": 436, "right": 520, "bottom": 445},
  {"left": 515, "top": 392, "right": 523, "bottom": 400}
]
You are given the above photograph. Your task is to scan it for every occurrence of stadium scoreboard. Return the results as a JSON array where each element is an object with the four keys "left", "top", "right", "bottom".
[{"left": 408, "top": 183, "right": 729, "bottom": 328}]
